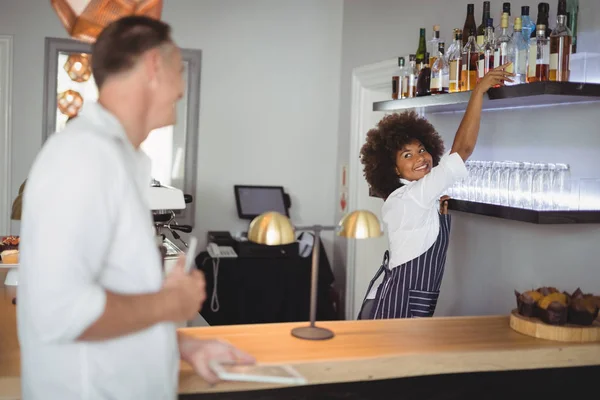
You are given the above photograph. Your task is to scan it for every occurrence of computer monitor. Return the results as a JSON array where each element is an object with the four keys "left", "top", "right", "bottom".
[{"left": 234, "top": 185, "right": 290, "bottom": 220}]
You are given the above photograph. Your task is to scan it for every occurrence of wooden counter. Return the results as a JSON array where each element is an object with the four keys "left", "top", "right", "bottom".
[{"left": 2, "top": 269, "right": 600, "bottom": 399}]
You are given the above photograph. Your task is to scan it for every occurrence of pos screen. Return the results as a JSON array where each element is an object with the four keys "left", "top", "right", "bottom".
[{"left": 234, "top": 185, "right": 289, "bottom": 220}]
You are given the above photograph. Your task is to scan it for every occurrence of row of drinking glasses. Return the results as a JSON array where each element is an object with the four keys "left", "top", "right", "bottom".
[{"left": 446, "top": 161, "right": 571, "bottom": 211}]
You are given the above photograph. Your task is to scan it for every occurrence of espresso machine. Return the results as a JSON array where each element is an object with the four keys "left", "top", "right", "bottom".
[{"left": 148, "top": 179, "right": 194, "bottom": 275}]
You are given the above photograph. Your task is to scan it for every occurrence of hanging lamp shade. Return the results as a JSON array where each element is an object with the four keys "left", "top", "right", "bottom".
[
  {"left": 57, "top": 89, "right": 84, "bottom": 118},
  {"left": 50, "top": 0, "right": 164, "bottom": 43},
  {"left": 64, "top": 53, "right": 92, "bottom": 82}
]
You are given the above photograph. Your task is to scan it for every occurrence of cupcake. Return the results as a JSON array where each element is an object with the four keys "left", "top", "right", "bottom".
[
  {"left": 0, "top": 236, "right": 19, "bottom": 253},
  {"left": 1, "top": 249, "right": 19, "bottom": 264},
  {"left": 536, "top": 286, "right": 559, "bottom": 296},
  {"left": 515, "top": 290, "right": 543, "bottom": 317},
  {"left": 568, "top": 288, "right": 600, "bottom": 326},
  {"left": 537, "top": 292, "right": 569, "bottom": 325}
]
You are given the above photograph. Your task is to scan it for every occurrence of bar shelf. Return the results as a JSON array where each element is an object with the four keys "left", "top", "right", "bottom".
[
  {"left": 447, "top": 199, "right": 600, "bottom": 224},
  {"left": 372, "top": 82, "right": 600, "bottom": 114}
]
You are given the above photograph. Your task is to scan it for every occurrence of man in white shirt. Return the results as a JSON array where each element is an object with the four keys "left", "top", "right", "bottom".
[{"left": 17, "top": 16, "right": 254, "bottom": 399}]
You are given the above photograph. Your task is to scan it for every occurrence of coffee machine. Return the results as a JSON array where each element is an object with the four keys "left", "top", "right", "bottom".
[{"left": 148, "top": 179, "right": 193, "bottom": 274}]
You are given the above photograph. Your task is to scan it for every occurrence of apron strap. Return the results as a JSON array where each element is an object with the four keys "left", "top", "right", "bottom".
[{"left": 357, "top": 250, "right": 390, "bottom": 318}]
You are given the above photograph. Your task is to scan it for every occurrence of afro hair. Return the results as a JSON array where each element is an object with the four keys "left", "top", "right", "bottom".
[{"left": 360, "top": 110, "right": 445, "bottom": 199}]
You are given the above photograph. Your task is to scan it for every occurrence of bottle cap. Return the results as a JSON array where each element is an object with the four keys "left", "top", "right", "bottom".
[
  {"left": 501, "top": 12, "right": 509, "bottom": 28},
  {"left": 409, "top": 54, "right": 416, "bottom": 61},
  {"left": 486, "top": 18, "right": 494, "bottom": 28},
  {"left": 557, "top": 0, "right": 567, "bottom": 16},
  {"left": 398, "top": 57, "right": 405, "bottom": 67},
  {"left": 514, "top": 17, "right": 522, "bottom": 31},
  {"left": 521, "top": 5, "right": 530, "bottom": 16}
]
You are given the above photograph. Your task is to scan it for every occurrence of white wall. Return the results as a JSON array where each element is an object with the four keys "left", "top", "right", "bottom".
[
  {"left": 0, "top": 0, "right": 343, "bottom": 257},
  {"left": 336, "top": 0, "right": 600, "bottom": 318}
]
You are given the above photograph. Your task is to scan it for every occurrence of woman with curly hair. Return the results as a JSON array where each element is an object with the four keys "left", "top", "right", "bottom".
[{"left": 358, "top": 65, "right": 512, "bottom": 320}]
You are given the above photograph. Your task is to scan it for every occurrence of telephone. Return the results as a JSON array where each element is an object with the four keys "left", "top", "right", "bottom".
[{"left": 207, "top": 242, "right": 238, "bottom": 258}]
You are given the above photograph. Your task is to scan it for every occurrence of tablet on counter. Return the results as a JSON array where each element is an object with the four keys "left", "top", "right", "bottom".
[{"left": 208, "top": 360, "right": 307, "bottom": 385}]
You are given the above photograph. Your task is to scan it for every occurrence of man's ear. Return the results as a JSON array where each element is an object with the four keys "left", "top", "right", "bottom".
[{"left": 143, "top": 48, "right": 162, "bottom": 89}]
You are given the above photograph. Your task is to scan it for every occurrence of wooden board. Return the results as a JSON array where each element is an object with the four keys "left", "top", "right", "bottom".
[{"left": 509, "top": 309, "right": 600, "bottom": 342}]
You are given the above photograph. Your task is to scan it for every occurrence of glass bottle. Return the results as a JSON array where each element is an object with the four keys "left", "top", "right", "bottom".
[
  {"left": 461, "top": 29, "right": 481, "bottom": 91},
  {"left": 477, "top": 1, "right": 491, "bottom": 47},
  {"left": 520, "top": 6, "right": 536, "bottom": 40},
  {"left": 448, "top": 30, "right": 463, "bottom": 93},
  {"left": 431, "top": 42, "right": 449, "bottom": 95},
  {"left": 496, "top": 2, "right": 512, "bottom": 34},
  {"left": 531, "top": 3, "right": 552, "bottom": 39},
  {"left": 566, "top": 0, "right": 579, "bottom": 53},
  {"left": 507, "top": 17, "right": 529, "bottom": 85},
  {"left": 534, "top": 24, "right": 550, "bottom": 82},
  {"left": 550, "top": 0, "right": 572, "bottom": 82},
  {"left": 478, "top": 18, "right": 496, "bottom": 81},
  {"left": 416, "top": 52, "right": 431, "bottom": 97},
  {"left": 496, "top": 13, "right": 512, "bottom": 68},
  {"left": 392, "top": 57, "right": 408, "bottom": 100},
  {"left": 404, "top": 54, "right": 418, "bottom": 98},
  {"left": 416, "top": 28, "right": 427, "bottom": 68},
  {"left": 428, "top": 25, "right": 441, "bottom": 67},
  {"left": 463, "top": 4, "right": 477, "bottom": 47}
]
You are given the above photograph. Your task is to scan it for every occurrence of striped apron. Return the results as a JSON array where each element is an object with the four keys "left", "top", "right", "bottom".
[{"left": 358, "top": 212, "right": 451, "bottom": 319}]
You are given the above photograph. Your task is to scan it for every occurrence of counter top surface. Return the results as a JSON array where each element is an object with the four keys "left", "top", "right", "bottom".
[{"left": 2, "top": 270, "right": 599, "bottom": 398}]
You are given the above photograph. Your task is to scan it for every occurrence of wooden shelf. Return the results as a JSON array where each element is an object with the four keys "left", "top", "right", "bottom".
[
  {"left": 373, "top": 82, "right": 600, "bottom": 114},
  {"left": 447, "top": 199, "right": 600, "bottom": 224}
]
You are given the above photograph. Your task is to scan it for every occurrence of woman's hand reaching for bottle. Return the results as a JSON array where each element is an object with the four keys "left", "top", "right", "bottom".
[{"left": 475, "top": 63, "right": 515, "bottom": 94}]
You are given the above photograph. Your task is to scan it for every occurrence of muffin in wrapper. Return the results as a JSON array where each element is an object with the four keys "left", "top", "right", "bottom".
[
  {"left": 537, "top": 292, "right": 569, "bottom": 325},
  {"left": 536, "top": 286, "right": 559, "bottom": 296},
  {"left": 0, "top": 236, "right": 19, "bottom": 253},
  {"left": 567, "top": 288, "right": 600, "bottom": 326},
  {"left": 515, "top": 290, "right": 542, "bottom": 318}
]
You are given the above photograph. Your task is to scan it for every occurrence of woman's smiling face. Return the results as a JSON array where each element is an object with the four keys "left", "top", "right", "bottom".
[{"left": 395, "top": 139, "right": 433, "bottom": 182}]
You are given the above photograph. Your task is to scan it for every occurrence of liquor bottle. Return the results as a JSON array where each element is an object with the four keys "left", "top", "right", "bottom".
[
  {"left": 478, "top": 18, "right": 496, "bottom": 81},
  {"left": 531, "top": 3, "right": 552, "bottom": 39},
  {"left": 463, "top": 4, "right": 477, "bottom": 47},
  {"left": 507, "top": 17, "right": 529, "bottom": 85},
  {"left": 534, "top": 24, "right": 550, "bottom": 82},
  {"left": 461, "top": 29, "right": 481, "bottom": 91},
  {"left": 477, "top": 1, "right": 491, "bottom": 47},
  {"left": 416, "top": 52, "right": 431, "bottom": 96},
  {"left": 428, "top": 25, "right": 441, "bottom": 67},
  {"left": 431, "top": 42, "right": 449, "bottom": 94},
  {"left": 550, "top": 0, "right": 572, "bottom": 81},
  {"left": 404, "top": 54, "right": 418, "bottom": 98},
  {"left": 496, "top": 2, "right": 512, "bottom": 34},
  {"left": 448, "top": 29, "right": 463, "bottom": 93},
  {"left": 520, "top": 6, "right": 536, "bottom": 39},
  {"left": 416, "top": 28, "right": 427, "bottom": 68},
  {"left": 392, "top": 57, "right": 407, "bottom": 100},
  {"left": 496, "top": 13, "right": 512, "bottom": 68},
  {"left": 566, "top": 0, "right": 579, "bottom": 53},
  {"left": 527, "top": 3, "right": 551, "bottom": 82}
]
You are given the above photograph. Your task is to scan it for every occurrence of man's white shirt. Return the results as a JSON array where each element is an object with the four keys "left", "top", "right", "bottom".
[{"left": 17, "top": 102, "right": 179, "bottom": 399}]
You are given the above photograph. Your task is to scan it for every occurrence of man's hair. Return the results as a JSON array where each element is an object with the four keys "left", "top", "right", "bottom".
[
  {"left": 91, "top": 16, "right": 172, "bottom": 89},
  {"left": 360, "top": 111, "right": 445, "bottom": 200}
]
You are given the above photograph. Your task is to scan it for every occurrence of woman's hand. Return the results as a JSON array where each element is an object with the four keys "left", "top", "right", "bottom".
[
  {"left": 440, "top": 195, "right": 450, "bottom": 215},
  {"left": 475, "top": 63, "right": 515, "bottom": 94}
]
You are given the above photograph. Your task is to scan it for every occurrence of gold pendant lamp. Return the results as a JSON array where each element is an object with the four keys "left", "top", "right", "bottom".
[{"left": 50, "top": 0, "right": 163, "bottom": 43}]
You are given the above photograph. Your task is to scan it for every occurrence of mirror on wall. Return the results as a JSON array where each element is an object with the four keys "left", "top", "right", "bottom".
[{"left": 42, "top": 37, "right": 201, "bottom": 227}]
